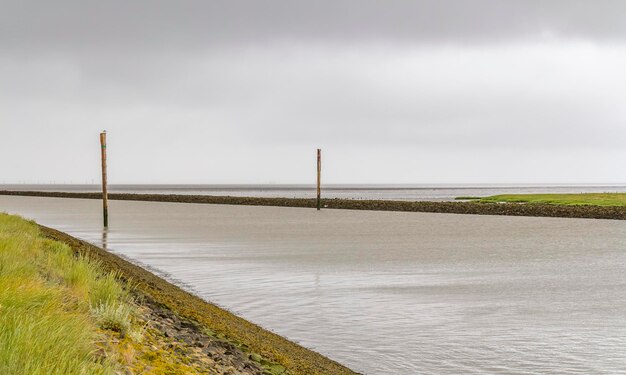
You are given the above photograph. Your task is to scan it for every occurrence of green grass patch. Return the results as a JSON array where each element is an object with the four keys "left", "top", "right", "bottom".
[
  {"left": 476, "top": 193, "right": 626, "bottom": 206},
  {"left": 0, "top": 213, "right": 138, "bottom": 374},
  {"left": 92, "top": 303, "right": 133, "bottom": 334}
]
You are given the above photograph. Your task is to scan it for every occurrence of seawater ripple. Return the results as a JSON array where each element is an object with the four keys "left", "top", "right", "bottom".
[{"left": 1, "top": 196, "right": 626, "bottom": 374}]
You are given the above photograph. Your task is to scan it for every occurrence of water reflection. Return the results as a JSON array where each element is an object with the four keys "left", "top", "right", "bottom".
[
  {"left": 101, "top": 227, "right": 108, "bottom": 251},
  {"left": 2, "top": 196, "right": 626, "bottom": 374}
]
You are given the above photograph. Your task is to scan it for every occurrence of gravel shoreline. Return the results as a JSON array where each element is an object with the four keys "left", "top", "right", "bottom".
[{"left": 3, "top": 190, "right": 626, "bottom": 220}]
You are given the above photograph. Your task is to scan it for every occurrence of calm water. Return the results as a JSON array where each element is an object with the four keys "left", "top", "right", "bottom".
[
  {"left": 4, "top": 183, "right": 626, "bottom": 201},
  {"left": 1, "top": 196, "right": 626, "bottom": 374}
]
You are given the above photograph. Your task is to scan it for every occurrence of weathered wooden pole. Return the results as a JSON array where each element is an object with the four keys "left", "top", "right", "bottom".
[
  {"left": 100, "top": 131, "right": 108, "bottom": 227},
  {"left": 317, "top": 148, "right": 321, "bottom": 211}
]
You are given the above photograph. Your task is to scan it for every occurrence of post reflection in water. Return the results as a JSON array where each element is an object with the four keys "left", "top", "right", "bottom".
[{"left": 101, "top": 227, "right": 108, "bottom": 252}]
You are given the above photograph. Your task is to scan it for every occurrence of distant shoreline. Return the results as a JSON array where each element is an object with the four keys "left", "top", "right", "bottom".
[{"left": 2, "top": 190, "right": 626, "bottom": 220}]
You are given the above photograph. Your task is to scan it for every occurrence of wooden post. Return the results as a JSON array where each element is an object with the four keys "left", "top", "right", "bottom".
[
  {"left": 100, "top": 131, "right": 108, "bottom": 227},
  {"left": 317, "top": 148, "right": 321, "bottom": 210}
]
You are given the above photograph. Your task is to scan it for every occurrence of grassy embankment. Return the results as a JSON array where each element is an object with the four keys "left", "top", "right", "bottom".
[
  {"left": 0, "top": 212, "right": 356, "bottom": 375},
  {"left": 0, "top": 213, "right": 137, "bottom": 374},
  {"left": 458, "top": 193, "right": 626, "bottom": 207}
]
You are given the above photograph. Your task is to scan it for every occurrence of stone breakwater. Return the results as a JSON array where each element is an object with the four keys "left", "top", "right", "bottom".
[{"left": 2, "top": 190, "right": 626, "bottom": 220}]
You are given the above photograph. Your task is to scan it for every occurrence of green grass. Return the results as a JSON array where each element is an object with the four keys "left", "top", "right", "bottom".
[
  {"left": 474, "top": 193, "right": 626, "bottom": 207},
  {"left": 0, "top": 213, "right": 137, "bottom": 374}
]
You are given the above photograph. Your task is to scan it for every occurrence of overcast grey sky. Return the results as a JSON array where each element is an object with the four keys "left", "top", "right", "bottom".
[{"left": 2, "top": 1, "right": 626, "bottom": 184}]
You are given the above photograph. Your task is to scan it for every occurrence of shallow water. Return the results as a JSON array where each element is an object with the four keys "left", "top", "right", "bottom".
[
  {"left": 2, "top": 195, "right": 626, "bottom": 374},
  {"left": 4, "top": 183, "right": 626, "bottom": 201}
]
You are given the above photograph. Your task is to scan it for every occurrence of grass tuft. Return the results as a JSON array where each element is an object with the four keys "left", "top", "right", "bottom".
[
  {"left": 90, "top": 271, "right": 128, "bottom": 308},
  {"left": 92, "top": 303, "right": 133, "bottom": 335}
]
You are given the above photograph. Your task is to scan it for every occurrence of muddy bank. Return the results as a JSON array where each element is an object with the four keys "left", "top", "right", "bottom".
[
  {"left": 40, "top": 224, "right": 357, "bottom": 375},
  {"left": 4, "top": 190, "right": 626, "bottom": 220}
]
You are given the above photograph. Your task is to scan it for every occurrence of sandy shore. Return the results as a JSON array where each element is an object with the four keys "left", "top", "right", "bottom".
[
  {"left": 3, "top": 190, "right": 626, "bottom": 220},
  {"left": 40, "top": 224, "right": 357, "bottom": 375}
]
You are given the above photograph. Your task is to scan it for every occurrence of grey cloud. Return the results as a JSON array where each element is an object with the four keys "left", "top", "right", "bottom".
[
  {"left": 2, "top": 1, "right": 626, "bottom": 184},
  {"left": 3, "top": 0, "right": 626, "bottom": 53}
]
